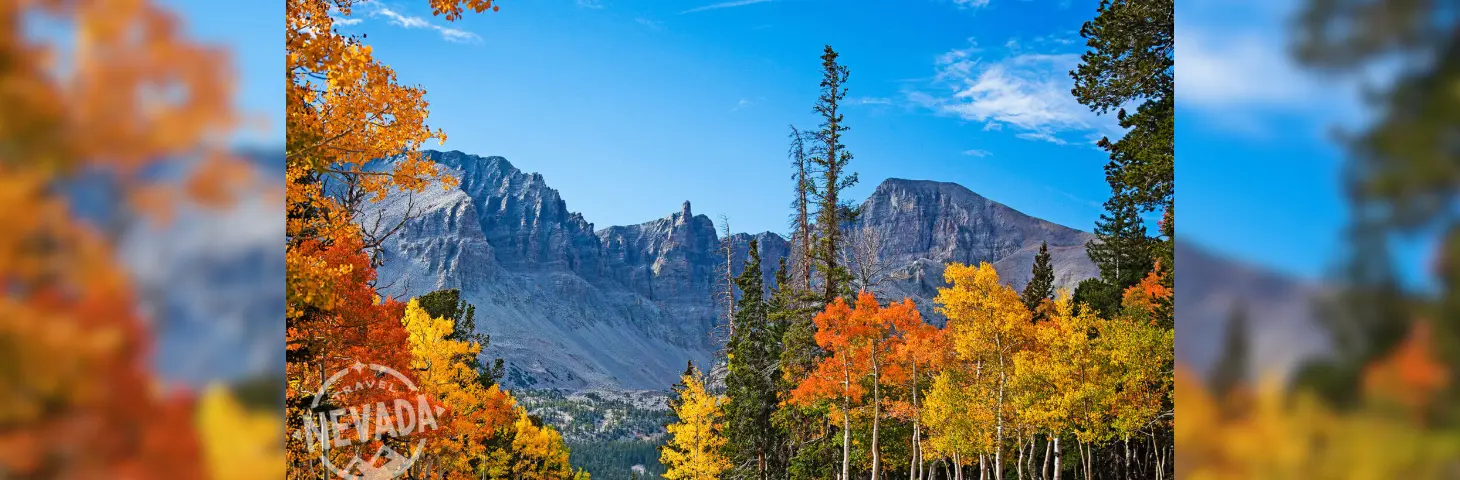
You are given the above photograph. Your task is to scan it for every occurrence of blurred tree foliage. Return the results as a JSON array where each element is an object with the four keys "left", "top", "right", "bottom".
[{"left": 1289, "top": 0, "right": 1460, "bottom": 423}]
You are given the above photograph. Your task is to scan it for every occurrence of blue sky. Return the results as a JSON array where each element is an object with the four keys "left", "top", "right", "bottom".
[
  {"left": 176, "top": 0, "right": 1423, "bottom": 287},
  {"left": 322, "top": 0, "right": 1122, "bottom": 241},
  {"left": 1175, "top": 0, "right": 1428, "bottom": 287}
]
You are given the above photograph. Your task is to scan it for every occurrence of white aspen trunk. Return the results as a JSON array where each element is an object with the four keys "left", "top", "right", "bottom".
[
  {"left": 1028, "top": 435, "right": 1036, "bottom": 480},
  {"left": 1042, "top": 435, "right": 1052, "bottom": 480},
  {"left": 912, "top": 361, "right": 921, "bottom": 480},
  {"left": 872, "top": 347, "right": 881, "bottom": 480},
  {"left": 1084, "top": 442, "right": 1093, "bottom": 480},
  {"left": 1052, "top": 436, "right": 1061, "bottom": 480},
  {"left": 842, "top": 403, "right": 852, "bottom": 480},
  {"left": 995, "top": 355, "right": 1005, "bottom": 480},
  {"left": 1123, "top": 435, "right": 1130, "bottom": 480},
  {"left": 842, "top": 355, "right": 853, "bottom": 480},
  {"left": 979, "top": 455, "right": 987, "bottom": 480},
  {"left": 1017, "top": 437, "right": 1025, "bottom": 480}
]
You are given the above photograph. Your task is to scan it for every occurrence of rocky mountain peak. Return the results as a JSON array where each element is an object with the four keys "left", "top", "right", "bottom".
[{"left": 369, "top": 150, "right": 1100, "bottom": 390}]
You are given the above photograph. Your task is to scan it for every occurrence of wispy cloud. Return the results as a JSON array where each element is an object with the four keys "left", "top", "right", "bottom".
[
  {"left": 635, "top": 17, "right": 664, "bottom": 30},
  {"left": 332, "top": 17, "right": 363, "bottom": 26},
  {"left": 577, "top": 0, "right": 605, "bottom": 8},
  {"left": 370, "top": 5, "right": 482, "bottom": 44},
  {"left": 907, "top": 36, "right": 1119, "bottom": 146},
  {"left": 680, "top": 0, "right": 773, "bottom": 14},
  {"left": 850, "top": 96, "right": 893, "bottom": 106},
  {"left": 962, "top": 149, "right": 992, "bottom": 157},
  {"left": 730, "top": 96, "right": 771, "bottom": 112},
  {"left": 952, "top": 0, "right": 991, "bottom": 8},
  {"left": 1174, "top": 19, "right": 1376, "bottom": 139}
]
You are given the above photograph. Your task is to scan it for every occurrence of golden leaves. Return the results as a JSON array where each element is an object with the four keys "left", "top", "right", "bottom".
[
  {"left": 1176, "top": 365, "right": 1460, "bottom": 479},
  {"left": 197, "top": 386, "right": 285, "bottom": 480},
  {"left": 662, "top": 366, "right": 731, "bottom": 480}
]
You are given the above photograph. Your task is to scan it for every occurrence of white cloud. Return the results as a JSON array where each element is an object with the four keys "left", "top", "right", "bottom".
[
  {"left": 731, "top": 98, "right": 752, "bottom": 112},
  {"left": 909, "top": 38, "right": 1118, "bottom": 146},
  {"left": 332, "top": 17, "right": 363, "bottom": 26},
  {"left": 1174, "top": 19, "right": 1379, "bottom": 139},
  {"left": 1176, "top": 29, "right": 1311, "bottom": 108},
  {"left": 962, "top": 149, "right": 992, "bottom": 157},
  {"left": 680, "top": 0, "right": 773, "bottom": 14},
  {"left": 577, "top": 0, "right": 605, "bottom": 8},
  {"left": 370, "top": 5, "right": 482, "bottom": 44},
  {"left": 952, "top": 0, "right": 991, "bottom": 8},
  {"left": 636, "top": 17, "right": 664, "bottom": 30},
  {"left": 850, "top": 96, "right": 893, "bottom": 106}
]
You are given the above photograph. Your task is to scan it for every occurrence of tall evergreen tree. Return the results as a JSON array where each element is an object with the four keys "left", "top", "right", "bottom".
[
  {"left": 808, "top": 45, "right": 859, "bottom": 306},
  {"left": 1209, "top": 302, "right": 1250, "bottom": 399},
  {"left": 772, "top": 46, "right": 861, "bottom": 480},
  {"left": 1021, "top": 241, "right": 1056, "bottom": 320},
  {"left": 788, "top": 125, "right": 815, "bottom": 292},
  {"left": 1070, "top": 0, "right": 1174, "bottom": 317},
  {"left": 1070, "top": 0, "right": 1174, "bottom": 216},
  {"left": 724, "top": 241, "right": 787, "bottom": 479},
  {"left": 1078, "top": 186, "right": 1153, "bottom": 318}
]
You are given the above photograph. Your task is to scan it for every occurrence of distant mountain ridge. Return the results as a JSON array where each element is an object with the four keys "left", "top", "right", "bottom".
[{"left": 364, "top": 150, "right": 1100, "bottom": 390}]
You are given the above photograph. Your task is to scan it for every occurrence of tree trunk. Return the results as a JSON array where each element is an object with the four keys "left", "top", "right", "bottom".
[
  {"left": 910, "top": 423, "right": 920, "bottom": 480},
  {"left": 842, "top": 401, "right": 852, "bottom": 480},
  {"left": 1123, "top": 435, "right": 1130, "bottom": 480},
  {"left": 1027, "top": 435, "right": 1036, "bottom": 480},
  {"left": 1052, "top": 436, "right": 1060, "bottom": 480},
  {"left": 1042, "top": 435, "right": 1051, "bottom": 480},
  {"left": 1082, "top": 442, "right": 1092, "bottom": 480},
  {"left": 1017, "top": 437, "right": 1025, "bottom": 480},
  {"left": 912, "top": 361, "right": 922, "bottom": 480},
  {"left": 995, "top": 360, "right": 1005, "bottom": 480},
  {"left": 872, "top": 349, "right": 882, "bottom": 480}
]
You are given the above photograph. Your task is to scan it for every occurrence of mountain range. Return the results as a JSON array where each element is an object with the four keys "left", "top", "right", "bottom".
[
  {"left": 363, "top": 150, "right": 1102, "bottom": 391},
  {"left": 113, "top": 149, "right": 1331, "bottom": 397}
]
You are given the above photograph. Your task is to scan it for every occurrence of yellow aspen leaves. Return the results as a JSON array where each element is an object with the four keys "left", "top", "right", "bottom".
[{"left": 662, "top": 366, "right": 731, "bottom": 480}]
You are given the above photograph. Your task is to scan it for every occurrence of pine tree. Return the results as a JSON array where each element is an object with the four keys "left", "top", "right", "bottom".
[
  {"left": 1081, "top": 187, "right": 1152, "bottom": 318},
  {"left": 1209, "top": 302, "right": 1250, "bottom": 399},
  {"left": 808, "top": 45, "right": 859, "bottom": 306},
  {"left": 1070, "top": 0, "right": 1174, "bottom": 216},
  {"left": 724, "top": 241, "right": 786, "bottom": 479},
  {"left": 1070, "top": 0, "right": 1172, "bottom": 321},
  {"left": 770, "top": 46, "right": 862, "bottom": 480},
  {"left": 788, "top": 125, "right": 816, "bottom": 292},
  {"left": 1021, "top": 241, "right": 1056, "bottom": 320}
]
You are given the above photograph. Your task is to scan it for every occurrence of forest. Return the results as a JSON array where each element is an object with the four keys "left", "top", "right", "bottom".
[
  {"left": 7, "top": 0, "right": 1460, "bottom": 478},
  {"left": 285, "top": 0, "right": 593, "bottom": 478},
  {"left": 657, "top": 2, "right": 1176, "bottom": 479}
]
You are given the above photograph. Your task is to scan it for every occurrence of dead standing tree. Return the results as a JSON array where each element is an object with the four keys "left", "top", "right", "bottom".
[
  {"left": 715, "top": 214, "right": 738, "bottom": 339},
  {"left": 840, "top": 225, "right": 899, "bottom": 297}
]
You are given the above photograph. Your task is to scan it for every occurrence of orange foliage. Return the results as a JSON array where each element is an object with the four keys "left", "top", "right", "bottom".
[
  {"left": 1, "top": 0, "right": 247, "bottom": 476},
  {"left": 787, "top": 293, "right": 898, "bottom": 415},
  {"left": 1361, "top": 320, "right": 1451, "bottom": 418}
]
